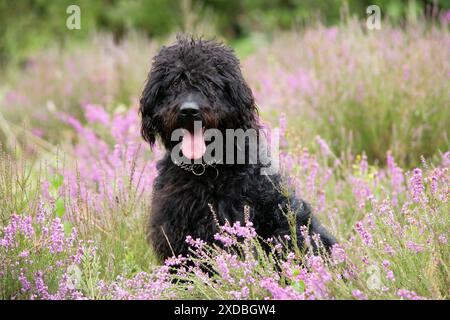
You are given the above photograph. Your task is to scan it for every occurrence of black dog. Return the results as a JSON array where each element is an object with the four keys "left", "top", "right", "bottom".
[{"left": 140, "top": 36, "right": 336, "bottom": 260}]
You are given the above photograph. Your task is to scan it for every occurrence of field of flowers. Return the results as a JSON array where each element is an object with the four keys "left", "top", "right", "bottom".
[{"left": 0, "top": 20, "right": 449, "bottom": 300}]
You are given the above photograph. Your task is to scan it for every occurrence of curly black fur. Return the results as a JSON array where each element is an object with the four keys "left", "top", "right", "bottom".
[{"left": 140, "top": 35, "right": 336, "bottom": 260}]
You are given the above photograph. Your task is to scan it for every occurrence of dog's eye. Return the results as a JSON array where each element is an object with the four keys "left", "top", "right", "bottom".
[
  {"left": 206, "top": 79, "right": 216, "bottom": 88},
  {"left": 172, "top": 78, "right": 181, "bottom": 87}
]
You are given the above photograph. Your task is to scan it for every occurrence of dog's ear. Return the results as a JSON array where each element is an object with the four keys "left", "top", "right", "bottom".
[
  {"left": 226, "top": 70, "right": 259, "bottom": 130},
  {"left": 140, "top": 70, "right": 163, "bottom": 147},
  {"left": 215, "top": 45, "right": 259, "bottom": 129}
]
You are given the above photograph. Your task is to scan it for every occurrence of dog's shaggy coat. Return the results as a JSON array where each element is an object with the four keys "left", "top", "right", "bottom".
[{"left": 140, "top": 36, "right": 336, "bottom": 260}]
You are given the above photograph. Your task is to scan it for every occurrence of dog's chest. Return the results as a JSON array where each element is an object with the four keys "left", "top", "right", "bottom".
[
  {"left": 153, "top": 169, "right": 253, "bottom": 224},
  {"left": 149, "top": 164, "right": 276, "bottom": 257}
]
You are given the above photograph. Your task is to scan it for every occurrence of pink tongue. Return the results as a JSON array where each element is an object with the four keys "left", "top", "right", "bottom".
[{"left": 181, "top": 129, "right": 206, "bottom": 160}]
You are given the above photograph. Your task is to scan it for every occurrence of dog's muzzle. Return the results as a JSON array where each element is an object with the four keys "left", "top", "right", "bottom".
[
  {"left": 179, "top": 102, "right": 201, "bottom": 121},
  {"left": 177, "top": 101, "right": 206, "bottom": 160}
]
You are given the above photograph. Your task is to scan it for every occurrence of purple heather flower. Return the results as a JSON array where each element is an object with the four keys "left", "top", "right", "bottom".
[
  {"left": 19, "top": 271, "right": 31, "bottom": 293},
  {"left": 307, "top": 159, "right": 319, "bottom": 192},
  {"left": 19, "top": 250, "right": 30, "bottom": 259},
  {"left": 83, "top": 104, "right": 110, "bottom": 126},
  {"left": 298, "top": 255, "right": 332, "bottom": 299},
  {"left": 409, "top": 168, "right": 424, "bottom": 203},
  {"left": 406, "top": 241, "right": 424, "bottom": 253},
  {"left": 397, "top": 289, "right": 425, "bottom": 300},
  {"left": 331, "top": 244, "right": 347, "bottom": 264},
  {"left": 299, "top": 225, "right": 311, "bottom": 248},
  {"left": 354, "top": 221, "right": 374, "bottom": 247},
  {"left": 1, "top": 214, "right": 35, "bottom": 249},
  {"left": 164, "top": 255, "right": 186, "bottom": 266},
  {"left": 71, "top": 246, "right": 84, "bottom": 264},
  {"left": 36, "top": 200, "right": 47, "bottom": 224},
  {"left": 49, "top": 217, "right": 65, "bottom": 254},
  {"left": 440, "top": 9, "right": 450, "bottom": 23},
  {"left": 273, "top": 243, "right": 283, "bottom": 253},
  {"left": 386, "top": 270, "right": 395, "bottom": 282},
  {"left": 185, "top": 235, "right": 206, "bottom": 249},
  {"left": 352, "top": 289, "right": 367, "bottom": 300},
  {"left": 213, "top": 233, "right": 235, "bottom": 247},
  {"left": 241, "top": 286, "right": 250, "bottom": 298},
  {"left": 220, "top": 221, "right": 257, "bottom": 239},
  {"left": 35, "top": 271, "right": 49, "bottom": 299},
  {"left": 260, "top": 277, "right": 302, "bottom": 300},
  {"left": 215, "top": 255, "right": 233, "bottom": 284},
  {"left": 316, "top": 135, "right": 332, "bottom": 157}
]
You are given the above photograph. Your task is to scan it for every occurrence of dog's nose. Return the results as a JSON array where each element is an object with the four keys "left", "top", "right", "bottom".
[{"left": 180, "top": 102, "right": 200, "bottom": 119}]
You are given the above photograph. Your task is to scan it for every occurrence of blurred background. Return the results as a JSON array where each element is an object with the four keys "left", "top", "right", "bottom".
[
  {"left": 1, "top": 0, "right": 450, "bottom": 65},
  {"left": 0, "top": 0, "right": 449, "bottom": 167}
]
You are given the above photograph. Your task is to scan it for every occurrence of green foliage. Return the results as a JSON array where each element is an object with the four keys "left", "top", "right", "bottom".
[
  {"left": 2, "top": 0, "right": 450, "bottom": 66},
  {"left": 0, "top": 0, "right": 97, "bottom": 65}
]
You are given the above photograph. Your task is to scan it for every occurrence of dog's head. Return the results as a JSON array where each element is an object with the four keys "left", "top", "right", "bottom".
[{"left": 140, "top": 35, "right": 258, "bottom": 160}]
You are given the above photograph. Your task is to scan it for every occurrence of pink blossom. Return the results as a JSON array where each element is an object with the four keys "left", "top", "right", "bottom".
[
  {"left": 83, "top": 104, "right": 110, "bottom": 126},
  {"left": 355, "top": 221, "right": 374, "bottom": 247},
  {"left": 352, "top": 290, "right": 367, "bottom": 300},
  {"left": 316, "top": 135, "right": 332, "bottom": 157},
  {"left": 409, "top": 168, "right": 424, "bottom": 203},
  {"left": 331, "top": 244, "right": 347, "bottom": 264},
  {"left": 397, "top": 289, "right": 425, "bottom": 300},
  {"left": 260, "top": 277, "right": 302, "bottom": 300},
  {"left": 406, "top": 241, "right": 424, "bottom": 253}
]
